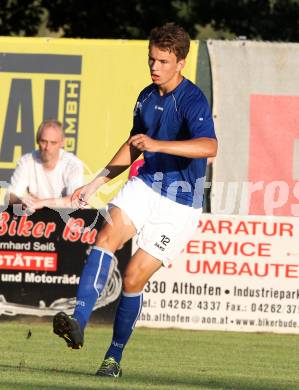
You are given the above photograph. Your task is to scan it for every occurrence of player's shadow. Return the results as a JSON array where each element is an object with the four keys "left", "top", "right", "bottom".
[
  {"left": 0, "top": 363, "right": 90, "bottom": 377},
  {"left": 0, "top": 380, "right": 118, "bottom": 390},
  {"left": 124, "top": 371, "right": 296, "bottom": 390},
  {"left": 0, "top": 363, "right": 297, "bottom": 390}
]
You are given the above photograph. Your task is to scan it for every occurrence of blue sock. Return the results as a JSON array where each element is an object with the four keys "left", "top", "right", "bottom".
[
  {"left": 73, "top": 246, "right": 113, "bottom": 331},
  {"left": 105, "top": 291, "right": 143, "bottom": 363}
]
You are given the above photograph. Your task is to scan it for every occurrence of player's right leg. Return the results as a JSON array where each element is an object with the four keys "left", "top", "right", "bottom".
[
  {"left": 53, "top": 206, "right": 136, "bottom": 349},
  {"left": 96, "top": 248, "right": 162, "bottom": 377}
]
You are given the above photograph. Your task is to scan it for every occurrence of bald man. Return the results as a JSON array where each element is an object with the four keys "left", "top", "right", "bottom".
[{"left": 8, "top": 119, "right": 84, "bottom": 211}]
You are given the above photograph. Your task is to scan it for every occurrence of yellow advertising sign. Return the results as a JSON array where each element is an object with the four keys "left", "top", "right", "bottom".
[{"left": 0, "top": 37, "right": 199, "bottom": 206}]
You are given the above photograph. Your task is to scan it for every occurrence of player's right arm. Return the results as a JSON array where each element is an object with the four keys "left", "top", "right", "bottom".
[
  {"left": 72, "top": 92, "right": 146, "bottom": 208},
  {"left": 71, "top": 140, "right": 142, "bottom": 207}
]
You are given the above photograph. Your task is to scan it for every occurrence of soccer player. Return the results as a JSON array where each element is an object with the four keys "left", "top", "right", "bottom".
[{"left": 53, "top": 23, "right": 217, "bottom": 377}]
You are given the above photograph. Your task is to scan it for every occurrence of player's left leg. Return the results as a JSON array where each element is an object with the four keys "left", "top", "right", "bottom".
[
  {"left": 53, "top": 206, "right": 137, "bottom": 349},
  {"left": 96, "top": 249, "right": 161, "bottom": 377}
]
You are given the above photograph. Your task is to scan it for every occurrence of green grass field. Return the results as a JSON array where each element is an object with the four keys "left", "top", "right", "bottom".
[{"left": 1, "top": 320, "right": 299, "bottom": 390}]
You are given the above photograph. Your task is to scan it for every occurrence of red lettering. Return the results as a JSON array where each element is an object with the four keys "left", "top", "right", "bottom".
[
  {"left": 247, "top": 221, "right": 261, "bottom": 235},
  {"left": 202, "top": 241, "right": 216, "bottom": 254},
  {"left": 238, "top": 262, "right": 253, "bottom": 276},
  {"left": 285, "top": 264, "right": 299, "bottom": 278},
  {"left": 8, "top": 219, "right": 17, "bottom": 236},
  {"left": 0, "top": 213, "right": 56, "bottom": 239},
  {"left": 186, "top": 240, "right": 200, "bottom": 254},
  {"left": 257, "top": 242, "right": 271, "bottom": 257},
  {"left": 186, "top": 259, "right": 200, "bottom": 273},
  {"left": 63, "top": 218, "right": 85, "bottom": 242},
  {"left": 234, "top": 222, "right": 249, "bottom": 235},
  {"left": 218, "top": 220, "right": 232, "bottom": 234},
  {"left": 239, "top": 242, "right": 255, "bottom": 256},
  {"left": 32, "top": 221, "right": 46, "bottom": 238},
  {"left": 44, "top": 222, "right": 56, "bottom": 238},
  {"left": 186, "top": 240, "right": 272, "bottom": 257},
  {"left": 270, "top": 263, "right": 285, "bottom": 277},
  {"left": 0, "top": 212, "right": 9, "bottom": 235},
  {"left": 17, "top": 216, "right": 33, "bottom": 237},
  {"left": 254, "top": 263, "right": 268, "bottom": 277},
  {"left": 218, "top": 241, "right": 232, "bottom": 255},
  {"left": 201, "top": 220, "right": 216, "bottom": 234},
  {"left": 202, "top": 260, "right": 221, "bottom": 274},
  {"left": 279, "top": 223, "right": 293, "bottom": 237},
  {"left": 0, "top": 251, "right": 57, "bottom": 271},
  {"left": 223, "top": 261, "right": 237, "bottom": 275},
  {"left": 81, "top": 228, "right": 97, "bottom": 244}
]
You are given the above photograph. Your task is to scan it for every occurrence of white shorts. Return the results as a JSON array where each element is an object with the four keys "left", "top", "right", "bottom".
[{"left": 109, "top": 177, "right": 202, "bottom": 266}]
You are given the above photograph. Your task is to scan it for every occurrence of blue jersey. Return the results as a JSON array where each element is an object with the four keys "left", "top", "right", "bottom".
[{"left": 131, "top": 78, "right": 216, "bottom": 208}]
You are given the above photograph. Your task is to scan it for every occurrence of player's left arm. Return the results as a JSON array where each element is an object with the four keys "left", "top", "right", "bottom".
[{"left": 128, "top": 134, "right": 217, "bottom": 158}]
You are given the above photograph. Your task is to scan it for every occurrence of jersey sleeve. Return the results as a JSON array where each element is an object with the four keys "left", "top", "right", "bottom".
[
  {"left": 8, "top": 156, "right": 30, "bottom": 198},
  {"left": 184, "top": 92, "right": 216, "bottom": 139}
]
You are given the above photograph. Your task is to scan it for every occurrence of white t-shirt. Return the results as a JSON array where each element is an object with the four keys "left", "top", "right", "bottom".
[{"left": 8, "top": 149, "right": 84, "bottom": 199}]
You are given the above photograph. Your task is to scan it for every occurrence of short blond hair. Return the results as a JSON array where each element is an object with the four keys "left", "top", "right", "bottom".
[{"left": 36, "top": 119, "right": 64, "bottom": 143}]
